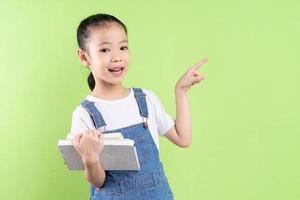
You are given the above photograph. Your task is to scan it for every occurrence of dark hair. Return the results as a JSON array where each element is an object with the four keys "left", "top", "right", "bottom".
[{"left": 77, "top": 13, "right": 128, "bottom": 91}]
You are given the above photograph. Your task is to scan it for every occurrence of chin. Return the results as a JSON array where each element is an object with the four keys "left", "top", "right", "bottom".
[{"left": 108, "top": 77, "right": 126, "bottom": 85}]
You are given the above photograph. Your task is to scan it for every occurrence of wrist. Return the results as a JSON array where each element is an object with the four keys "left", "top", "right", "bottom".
[
  {"left": 175, "top": 86, "right": 188, "bottom": 96},
  {"left": 82, "top": 156, "right": 100, "bottom": 168}
]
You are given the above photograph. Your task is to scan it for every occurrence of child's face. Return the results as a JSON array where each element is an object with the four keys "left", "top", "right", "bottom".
[{"left": 85, "top": 22, "right": 130, "bottom": 86}]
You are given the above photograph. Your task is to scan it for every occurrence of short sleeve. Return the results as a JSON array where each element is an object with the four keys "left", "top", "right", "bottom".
[
  {"left": 69, "top": 106, "right": 94, "bottom": 137},
  {"left": 148, "top": 91, "right": 175, "bottom": 136}
]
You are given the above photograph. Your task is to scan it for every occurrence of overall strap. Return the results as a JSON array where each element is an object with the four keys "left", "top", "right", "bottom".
[
  {"left": 132, "top": 88, "right": 149, "bottom": 128},
  {"left": 81, "top": 100, "right": 106, "bottom": 129},
  {"left": 132, "top": 88, "right": 149, "bottom": 118}
]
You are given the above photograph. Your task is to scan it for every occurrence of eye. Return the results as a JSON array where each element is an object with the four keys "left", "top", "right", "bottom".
[
  {"left": 120, "top": 46, "right": 128, "bottom": 50},
  {"left": 100, "top": 48, "right": 110, "bottom": 53}
]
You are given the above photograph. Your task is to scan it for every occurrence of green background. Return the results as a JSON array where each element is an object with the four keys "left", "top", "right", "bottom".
[{"left": 0, "top": 0, "right": 299, "bottom": 199}]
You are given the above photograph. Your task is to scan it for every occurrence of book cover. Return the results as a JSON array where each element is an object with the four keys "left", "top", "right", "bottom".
[{"left": 57, "top": 133, "right": 140, "bottom": 171}]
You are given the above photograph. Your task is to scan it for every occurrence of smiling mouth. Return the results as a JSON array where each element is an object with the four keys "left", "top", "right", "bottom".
[
  {"left": 108, "top": 67, "right": 125, "bottom": 77},
  {"left": 108, "top": 67, "right": 124, "bottom": 72}
]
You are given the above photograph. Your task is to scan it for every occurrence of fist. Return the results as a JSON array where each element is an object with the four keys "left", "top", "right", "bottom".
[{"left": 73, "top": 129, "right": 104, "bottom": 166}]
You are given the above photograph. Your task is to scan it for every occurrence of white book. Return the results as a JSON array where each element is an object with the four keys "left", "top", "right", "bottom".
[{"left": 57, "top": 132, "right": 140, "bottom": 171}]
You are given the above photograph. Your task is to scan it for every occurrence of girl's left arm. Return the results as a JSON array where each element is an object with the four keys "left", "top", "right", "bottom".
[{"left": 164, "top": 57, "right": 208, "bottom": 148}]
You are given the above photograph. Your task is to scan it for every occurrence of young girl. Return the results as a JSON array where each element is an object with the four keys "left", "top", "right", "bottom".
[{"left": 70, "top": 13, "right": 207, "bottom": 200}]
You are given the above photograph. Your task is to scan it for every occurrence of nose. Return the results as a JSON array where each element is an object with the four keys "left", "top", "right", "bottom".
[{"left": 112, "top": 51, "right": 122, "bottom": 63}]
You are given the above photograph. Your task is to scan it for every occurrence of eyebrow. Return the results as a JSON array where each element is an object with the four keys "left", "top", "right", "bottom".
[{"left": 98, "top": 40, "right": 128, "bottom": 46}]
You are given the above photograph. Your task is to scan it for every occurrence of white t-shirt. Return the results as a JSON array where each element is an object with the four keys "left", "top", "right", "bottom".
[{"left": 69, "top": 88, "right": 174, "bottom": 150}]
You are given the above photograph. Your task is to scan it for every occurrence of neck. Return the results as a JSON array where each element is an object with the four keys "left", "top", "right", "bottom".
[{"left": 91, "top": 81, "right": 130, "bottom": 100}]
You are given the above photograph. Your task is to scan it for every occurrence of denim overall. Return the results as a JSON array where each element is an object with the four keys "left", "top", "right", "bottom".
[{"left": 81, "top": 88, "right": 174, "bottom": 200}]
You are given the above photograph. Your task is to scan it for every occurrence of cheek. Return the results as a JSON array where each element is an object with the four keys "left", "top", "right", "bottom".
[
  {"left": 125, "top": 53, "right": 131, "bottom": 64},
  {"left": 91, "top": 57, "right": 108, "bottom": 70},
  {"left": 90, "top": 64, "right": 107, "bottom": 77}
]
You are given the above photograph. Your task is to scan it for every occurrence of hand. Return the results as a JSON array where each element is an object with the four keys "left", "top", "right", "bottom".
[
  {"left": 73, "top": 129, "right": 104, "bottom": 167},
  {"left": 175, "top": 57, "right": 208, "bottom": 93}
]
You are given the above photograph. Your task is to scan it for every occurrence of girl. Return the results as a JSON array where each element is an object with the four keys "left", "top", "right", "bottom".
[{"left": 70, "top": 13, "right": 207, "bottom": 200}]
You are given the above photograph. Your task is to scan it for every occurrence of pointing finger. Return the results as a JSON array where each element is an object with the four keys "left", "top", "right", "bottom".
[{"left": 193, "top": 57, "right": 208, "bottom": 70}]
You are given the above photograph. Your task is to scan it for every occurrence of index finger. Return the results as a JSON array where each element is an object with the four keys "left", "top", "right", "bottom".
[
  {"left": 193, "top": 57, "right": 208, "bottom": 70},
  {"left": 74, "top": 133, "right": 83, "bottom": 142}
]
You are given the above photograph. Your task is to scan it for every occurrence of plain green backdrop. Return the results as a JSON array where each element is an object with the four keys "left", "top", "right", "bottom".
[{"left": 0, "top": 0, "right": 299, "bottom": 199}]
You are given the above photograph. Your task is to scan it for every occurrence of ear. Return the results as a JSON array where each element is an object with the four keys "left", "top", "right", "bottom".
[{"left": 77, "top": 48, "right": 90, "bottom": 67}]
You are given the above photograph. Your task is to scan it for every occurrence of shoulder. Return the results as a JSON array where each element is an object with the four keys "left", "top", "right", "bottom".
[
  {"left": 71, "top": 103, "right": 89, "bottom": 118},
  {"left": 139, "top": 88, "right": 164, "bottom": 109},
  {"left": 139, "top": 88, "right": 157, "bottom": 98},
  {"left": 139, "top": 88, "right": 160, "bottom": 102}
]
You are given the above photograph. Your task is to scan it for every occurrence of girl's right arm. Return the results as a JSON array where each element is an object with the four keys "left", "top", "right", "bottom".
[
  {"left": 74, "top": 129, "right": 106, "bottom": 188},
  {"left": 83, "top": 157, "right": 106, "bottom": 189}
]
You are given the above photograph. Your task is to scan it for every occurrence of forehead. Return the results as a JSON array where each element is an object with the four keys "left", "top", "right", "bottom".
[{"left": 88, "top": 23, "right": 127, "bottom": 45}]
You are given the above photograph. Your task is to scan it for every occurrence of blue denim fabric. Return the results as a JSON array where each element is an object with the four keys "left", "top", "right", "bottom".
[
  {"left": 81, "top": 100, "right": 107, "bottom": 128},
  {"left": 81, "top": 88, "right": 174, "bottom": 200}
]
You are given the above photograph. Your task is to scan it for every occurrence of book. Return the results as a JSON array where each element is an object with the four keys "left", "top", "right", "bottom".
[{"left": 57, "top": 132, "right": 140, "bottom": 171}]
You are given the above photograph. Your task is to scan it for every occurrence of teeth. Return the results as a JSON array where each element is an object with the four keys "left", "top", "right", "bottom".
[{"left": 109, "top": 67, "right": 123, "bottom": 72}]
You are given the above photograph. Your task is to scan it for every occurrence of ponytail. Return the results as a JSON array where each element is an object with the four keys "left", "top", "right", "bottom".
[{"left": 87, "top": 72, "right": 95, "bottom": 91}]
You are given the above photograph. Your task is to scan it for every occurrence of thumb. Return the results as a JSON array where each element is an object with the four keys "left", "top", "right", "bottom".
[
  {"left": 191, "top": 75, "right": 205, "bottom": 84},
  {"left": 74, "top": 133, "right": 82, "bottom": 149}
]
